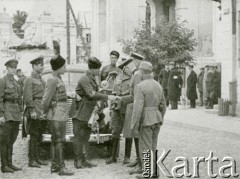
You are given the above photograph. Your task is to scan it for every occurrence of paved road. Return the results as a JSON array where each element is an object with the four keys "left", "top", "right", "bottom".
[{"left": 0, "top": 107, "right": 239, "bottom": 179}]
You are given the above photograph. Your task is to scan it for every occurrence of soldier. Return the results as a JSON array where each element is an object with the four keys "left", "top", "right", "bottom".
[
  {"left": 100, "top": 50, "right": 122, "bottom": 81},
  {"left": 197, "top": 67, "right": 205, "bottom": 106},
  {"left": 168, "top": 62, "right": 182, "bottom": 109},
  {"left": 105, "top": 58, "right": 133, "bottom": 164},
  {"left": 186, "top": 64, "right": 198, "bottom": 108},
  {"left": 131, "top": 61, "right": 166, "bottom": 176},
  {"left": 23, "top": 57, "right": 48, "bottom": 168},
  {"left": 121, "top": 52, "right": 144, "bottom": 172},
  {"left": 73, "top": 57, "right": 120, "bottom": 169},
  {"left": 158, "top": 63, "right": 169, "bottom": 106},
  {"left": 0, "top": 59, "right": 22, "bottom": 173},
  {"left": 16, "top": 69, "right": 26, "bottom": 91},
  {"left": 42, "top": 55, "right": 74, "bottom": 176}
]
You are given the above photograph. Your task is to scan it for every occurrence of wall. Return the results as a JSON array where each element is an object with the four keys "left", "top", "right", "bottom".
[{"left": 91, "top": 0, "right": 146, "bottom": 64}]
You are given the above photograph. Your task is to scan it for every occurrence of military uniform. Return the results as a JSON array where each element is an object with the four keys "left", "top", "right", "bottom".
[
  {"left": 186, "top": 70, "right": 198, "bottom": 108},
  {"left": 23, "top": 57, "right": 47, "bottom": 167},
  {"left": 121, "top": 52, "right": 144, "bottom": 169},
  {"left": 42, "top": 55, "right": 73, "bottom": 176},
  {"left": 100, "top": 64, "right": 122, "bottom": 82},
  {"left": 105, "top": 59, "right": 132, "bottom": 164},
  {"left": 73, "top": 57, "right": 110, "bottom": 169},
  {"left": 131, "top": 62, "right": 166, "bottom": 176},
  {"left": 100, "top": 50, "right": 122, "bottom": 81},
  {"left": 0, "top": 59, "right": 22, "bottom": 173}
]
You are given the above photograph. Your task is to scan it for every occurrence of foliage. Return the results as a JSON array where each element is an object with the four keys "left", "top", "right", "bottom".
[
  {"left": 12, "top": 11, "right": 28, "bottom": 39},
  {"left": 119, "top": 20, "right": 197, "bottom": 67}
]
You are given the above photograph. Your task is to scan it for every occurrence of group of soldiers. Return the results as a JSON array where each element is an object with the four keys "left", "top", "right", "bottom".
[{"left": 0, "top": 50, "right": 166, "bottom": 178}]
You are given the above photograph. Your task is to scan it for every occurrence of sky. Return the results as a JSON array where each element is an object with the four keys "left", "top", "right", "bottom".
[{"left": 0, "top": 0, "right": 91, "bottom": 16}]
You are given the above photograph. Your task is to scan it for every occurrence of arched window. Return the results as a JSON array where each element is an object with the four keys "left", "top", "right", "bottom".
[{"left": 146, "top": 0, "right": 156, "bottom": 29}]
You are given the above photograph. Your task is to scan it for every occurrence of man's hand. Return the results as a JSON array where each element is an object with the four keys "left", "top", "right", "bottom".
[
  {"left": 30, "top": 112, "right": 37, "bottom": 119},
  {"left": 0, "top": 117, "right": 5, "bottom": 126}
]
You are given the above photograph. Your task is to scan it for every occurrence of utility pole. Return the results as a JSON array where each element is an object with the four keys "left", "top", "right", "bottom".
[{"left": 66, "top": 0, "right": 71, "bottom": 64}]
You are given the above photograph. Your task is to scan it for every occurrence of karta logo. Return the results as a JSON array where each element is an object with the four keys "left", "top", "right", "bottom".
[{"left": 142, "top": 150, "right": 239, "bottom": 178}]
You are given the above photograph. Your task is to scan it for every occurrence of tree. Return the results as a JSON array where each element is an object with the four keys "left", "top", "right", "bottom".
[
  {"left": 12, "top": 11, "right": 28, "bottom": 39},
  {"left": 119, "top": 19, "right": 197, "bottom": 67}
]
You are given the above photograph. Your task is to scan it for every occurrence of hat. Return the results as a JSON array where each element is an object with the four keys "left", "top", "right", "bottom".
[
  {"left": 30, "top": 56, "right": 44, "bottom": 65},
  {"left": 110, "top": 50, "right": 120, "bottom": 58},
  {"left": 130, "top": 52, "right": 144, "bottom": 60},
  {"left": 118, "top": 58, "right": 133, "bottom": 70},
  {"left": 168, "top": 61, "right": 175, "bottom": 66},
  {"left": 139, "top": 61, "right": 153, "bottom": 71},
  {"left": 5, "top": 59, "right": 18, "bottom": 68},
  {"left": 205, "top": 65, "right": 209, "bottom": 68},
  {"left": 50, "top": 55, "right": 66, "bottom": 71},
  {"left": 88, "top": 57, "right": 102, "bottom": 69}
]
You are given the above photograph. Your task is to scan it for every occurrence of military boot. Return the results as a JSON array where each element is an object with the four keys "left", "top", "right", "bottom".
[
  {"left": 106, "top": 138, "right": 119, "bottom": 164},
  {"left": 8, "top": 147, "right": 21, "bottom": 171},
  {"left": 28, "top": 160, "right": 41, "bottom": 168},
  {"left": 123, "top": 138, "right": 132, "bottom": 164},
  {"left": 127, "top": 138, "right": 140, "bottom": 168},
  {"left": 81, "top": 153, "right": 97, "bottom": 168},
  {"left": 1, "top": 166, "right": 14, "bottom": 173},
  {"left": 50, "top": 144, "right": 59, "bottom": 173},
  {"left": 57, "top": 143, "right": 74, "bottom": 176}
]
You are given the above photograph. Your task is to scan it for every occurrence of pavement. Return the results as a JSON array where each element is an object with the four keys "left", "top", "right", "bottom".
[
  {"left": 165, "top": 104, "right": 240, "bottom": 136},
  {"left": 1, "top": 104, "right": 240, "bottom": 179}
]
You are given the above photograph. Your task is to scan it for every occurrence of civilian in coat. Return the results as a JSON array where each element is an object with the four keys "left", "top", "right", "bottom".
[
  {"left": 197, "top": 67, "right": 205, "bottom": 106},
  {"left": 203, "top": 65, "right": 210, "bottom": 106},
  {"left": 167, "top": 62, "right": 182, "bottom": 109},
  {"left": 186, "top": 65, "right": 198, "bottom": 108}
]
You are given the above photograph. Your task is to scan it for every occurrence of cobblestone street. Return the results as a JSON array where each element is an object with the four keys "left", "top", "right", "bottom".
[{"left": 0, "top": 106, "right": 239, "bottom": 179}]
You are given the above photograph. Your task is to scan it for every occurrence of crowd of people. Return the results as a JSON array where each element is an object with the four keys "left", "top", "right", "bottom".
[
  {"left": 0, "top": 50, "right": 167, "bottom": 178},
  {"left": 158, "top": 62, "right": 221, "bottom": 110}
]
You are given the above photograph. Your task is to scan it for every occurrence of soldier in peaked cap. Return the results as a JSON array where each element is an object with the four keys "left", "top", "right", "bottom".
[
  {"left": 73, "top": 57, "right": 121, "bottom": 169},
  {"left": 41, "top": 55, "right": 74, "bottom": 176},
  {"left": 105, "top": 58, "right": 134, "bottom": 165},
  {"left": 23, "top": 56, "right": 48, "bottom": 168},
  {"left": 0, "top": 59, "right": 23, "bottom": 173},
  {"left": 100, "top": 50, "right": 122, "bottom": 82},
  {"left": 120, "top": 53, "right": 145, "bottom": 171},
  {"left": 131, "top": 61, "right": 166, "bottom": 177}
]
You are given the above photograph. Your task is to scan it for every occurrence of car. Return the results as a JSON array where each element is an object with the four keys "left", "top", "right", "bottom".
[{"left": 25, "top": 64, "right": 113, "bottom": 144}]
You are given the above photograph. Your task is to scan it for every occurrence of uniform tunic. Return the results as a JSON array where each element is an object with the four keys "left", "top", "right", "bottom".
[
  {"left": 111, "top": 74, "right": 131, "bottom": 138},
  {"left": 0, "top": 74, "right": 22, "bottom": 121},
  {"left": 74, "top": 70, "right": 108, "bottom": 122},
  {"left": 42, "top": 73, "right": 68, "bottom": 121},
  {"left": 23, "top": 71, "right": 45, "bottom": 117},
  {"left": 122, "top": 70, "right": 142, "bottom": 138},
  {"left": 100, "top": 64, "right": 122, "bottom": 81},
  {"left": 131, "top": 77, "right": 166, "bottom": 168}
]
